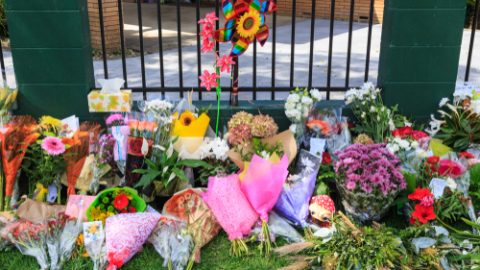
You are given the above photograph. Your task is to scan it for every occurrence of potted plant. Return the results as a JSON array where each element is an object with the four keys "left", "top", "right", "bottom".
[{"left": 334, "top": 143, "right": 406, "bottom": 222}]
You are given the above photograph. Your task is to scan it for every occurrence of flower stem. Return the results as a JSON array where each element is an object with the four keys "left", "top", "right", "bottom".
[
  {"left": 215, "top": 63, "right": 221, "bottom": 137},
  {"left": 230, "top": 238, "right": 249, "bottom": 257},
  {"left": 260, "top": 220, "right": 272, "bottom": 256}
]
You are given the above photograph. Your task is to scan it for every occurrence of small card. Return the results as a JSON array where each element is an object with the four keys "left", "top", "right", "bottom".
[{"left": 310, "top": 138, "right": 326, "bottom": 157}]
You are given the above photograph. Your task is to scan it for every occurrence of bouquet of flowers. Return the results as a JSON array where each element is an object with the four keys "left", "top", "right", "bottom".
[
  {"left": 284, "top": 88, "right": 322, "bottom": 139},
  {"left": 90, "top": 133, "right": 117, "bottom": 194},
  {"left": 0, "top": 116, "right": 39, "bottom": 210},
  {"left": 334, "top": 143, "right": 406, "bottom": 222},
  {"left": 163, "top": 188, "right": 221, "bottom": 268},
  {"left": 63, "top": 122, "right": 101, "bottom": 195},
  {"left": 239, "top": 153, "right": 289, "bottom": 255},
  {"left": 86, "top": 187, "right": 147, "bottom": 223},
  {"left": 275, "top": 150, "right": 322, "bottom": 229},
  {"left": 148, "top": 216, "right": 193, "bottom": 270},
  {"left": 105, "top": 212, "right": 161, "bottom": 270},
  {"left": 108, "top": 114, "right": 130, "bottom": 177},
  {"left": 46, "top": 212, "right": 82, "bottom": 270},
  {"left": 6, "top": 219, "right": 49, "bottom": 270},
  {"left": 408, "top": 188, "right": 436, "bottom": 225},
  {"left": 83, "top": 221, "right": 106, "bottom": 270},
  {"left": 345, "top": 82, "right": 404, "bottom": 143},
  {"left": 386, "top": 126, "right": 430, "bottom": 172},
  {"left": 172, "top": 108, "right": 211, "bottom": 156},
  {"left": 201, "top": 174, "right": 258, "bottom": 257},
  {"left": 125, "top": 113, "right": 157, "bottom": 186}
]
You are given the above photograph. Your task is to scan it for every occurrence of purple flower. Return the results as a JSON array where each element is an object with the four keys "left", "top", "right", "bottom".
[{"left": 346, "top": 181, "right": 356, "bottom": 190}]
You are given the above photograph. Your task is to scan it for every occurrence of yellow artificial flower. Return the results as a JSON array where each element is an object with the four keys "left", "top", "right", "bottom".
[
  {"left": 172, "top": 110, "right": 210, "bottom": 137},
  {"left": 40, "top": 115, "right": 62, "bottom": 130},
  {"left": 236, "top": 9, "right": 261, "bottom": 39},
  {"left": 34, "top": 183, "right": 48, "bottom": 202}
]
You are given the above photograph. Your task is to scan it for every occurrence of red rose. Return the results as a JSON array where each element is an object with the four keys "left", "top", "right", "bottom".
[
  {"left": 113, "top": 193, "right": 129, "bottom": 210},
  {"left": 411, "top": 204, "right": 436, "bottom": 224},
  {"left": 411, "top": 130, "right": 428, "bottom": 141},
  {"left": 427, "top": 156, "right": 440, "bottom": 164},
  {"left": 322, "top": 152, "right": 332, "bottom": 165},
  {"left": 128, "top": 207, "right": 137, "bottom": 213},
  {"left": 459, "top": 151, "right": 475, "bottom": 159},
  {"left": 127, "top": 137, "right": 143, "bottom": 156},
  {"left": 408, "top": 188, "right": 433, "bottom": 201},
  {"left": 392, "top": 126, "right": 413, "bottom": 139}
]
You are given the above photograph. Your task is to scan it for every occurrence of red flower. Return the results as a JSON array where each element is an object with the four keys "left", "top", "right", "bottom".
[
  {"left": 408, "top": 188, "right": 433, "bottom": 201},
  {"left": 322, "top": 152, "right": 332, "bottom": 165},
  {"left": 427, "top": 156, "right": 440, "bottom": 164},
  {"left": 128, "top": 207, "right": 137, "bottom": 213},
  {"left": 411, "top": 130, "right": 428, "bottom": 141},
  {"left": 459, "top": 151, "right": 475, "bottom": 159},
  {"left": 113, "top": 193, "right": 129, "bottom": 210},
  {"left": 392, "top": 126, "right": 413, "bottom": 139},
  {"left": 411, "top": 204, "right": 436, "bottom": 224},
  {"left": 438, "top": 159, "right": 465, "bottom": 178}
]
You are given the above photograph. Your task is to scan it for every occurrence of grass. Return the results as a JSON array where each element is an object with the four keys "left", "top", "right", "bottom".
[{"left": 0, "top": 232, "right": 291, "bottom": 270}]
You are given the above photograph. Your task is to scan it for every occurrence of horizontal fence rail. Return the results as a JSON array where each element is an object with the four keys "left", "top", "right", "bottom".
[{"left": 90, "top": 0, "right": 479, "bottom": 101}]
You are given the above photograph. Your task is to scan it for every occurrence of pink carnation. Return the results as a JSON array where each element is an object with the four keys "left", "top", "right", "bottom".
[{"left": 41, "top": 136, "right": 66, "bottom": 156}]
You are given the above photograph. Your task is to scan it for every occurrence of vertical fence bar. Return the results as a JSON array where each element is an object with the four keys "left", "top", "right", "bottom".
[
  {"left": 271, "top": 12, "right": 277, "bottom": 100},
  {"left": 0, "top": 40, "right": 6, "bottom": 85},
  {"left": 253, "top": 40, "right": 257, "bottom": 100},
  {"left": 98, "top": 0, "right": 109, "bottom": 79},
  {"left": 136, "top": 0, "right": 147, "bottom": 100},
  {"left": 157, "top": 0, "right": 165, "bottom": 97},
  {"left": 176, "top": 0, "right": 184, "bottom": 98},
  {"left": 232, "top": 57, "right": 239, "bottom": 105},
  {"left": 345, "top": 0, "right": 355, "bottom": 88},
  {"left": 307, "top": 0, "right": 316, "bottom": 89},
  {"left": 465, "top": 0, "right": 479, "bottom": 81},
  {"left": 117, "top": 0, "right": 128, "bottom": 88},
  {"left": 364, "top": 0, "right": 374, "bottom": 82},
  {"left": 289, "top": 0, "right": 296, "bottom": 88},
  {"left": 215, "top": 0, "right": 220, "bottom": 53},
  {"left": 196, "top": 0, "right": 202, "bottom": 100},
  {"left": 326, "top": 0, "right": 335, "bottom": 100}
]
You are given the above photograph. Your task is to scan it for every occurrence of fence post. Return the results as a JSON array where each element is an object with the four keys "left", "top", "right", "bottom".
[
  {"left": 378, "top": 0, "right": 466, "bottom": 121},
  {"left": 5, "top": 0, "right": 94, "bottom": 119}
]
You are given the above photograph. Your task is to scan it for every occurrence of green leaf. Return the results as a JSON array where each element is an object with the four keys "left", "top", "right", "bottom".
[
  {"left": 177, "top": 159, "right": 212, "bottom": 169},
  {"left": 134, "top": 171, "right": 162, "bottom": 188},
  {"left": 172, "top": 167, "right": 189, "bottom": 182}
]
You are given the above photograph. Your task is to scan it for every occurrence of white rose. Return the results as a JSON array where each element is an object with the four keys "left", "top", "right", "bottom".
[
  {"left": 399, "top": 139, "right": 410, "bottom": 149},
  {"left": 287, "top": 93, "right": 300, "bottom": 103},
  {"left": 310, "top": 89, "right": 322, "bottom": 101},
  {"left": 301, "top": 96, "right": 313, "bottom": 105}
]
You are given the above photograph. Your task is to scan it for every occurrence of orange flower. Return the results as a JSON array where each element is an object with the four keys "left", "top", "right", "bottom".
[{"left": 306, "top": 120, "right": 331, "bottom": 135}]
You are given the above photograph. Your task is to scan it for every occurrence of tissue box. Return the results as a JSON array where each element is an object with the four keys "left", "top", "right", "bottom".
[{"left": 87, "top": 90, "right": 132, "bottom": 112}]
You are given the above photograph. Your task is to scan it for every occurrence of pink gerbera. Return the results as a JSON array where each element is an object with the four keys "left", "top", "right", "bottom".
[
  {"left": 199, "top": 70, "right": 220, "bottom": 91},
  {"left": 217, "top": 55, "right": 235, "bottom": 73},
  {"left": 41, "top": 136, "right": 66, "bottom": 156}
]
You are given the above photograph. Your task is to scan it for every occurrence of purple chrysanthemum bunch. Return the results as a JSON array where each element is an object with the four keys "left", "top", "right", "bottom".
[{"left": 334, "top": 143, "right": 406, "bottom": 196}]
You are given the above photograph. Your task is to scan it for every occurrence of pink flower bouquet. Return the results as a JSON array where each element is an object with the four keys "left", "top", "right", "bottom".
[
  {"left": 105, "top": 212, "right": 160, "bottom": 270},
  {"left": 239, "top": 154, "right": 289, "bottom": 255},
  {"left": 201, "top": 174, "right": 258, "bottom": 256},
  {"left": 334, "top": 143, "right": 406, "bottom": 222}
]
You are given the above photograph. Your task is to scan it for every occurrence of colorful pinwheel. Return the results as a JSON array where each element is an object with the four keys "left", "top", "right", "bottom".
[{"left": 215, "top": 0, "right": 276, "bottom": 56}]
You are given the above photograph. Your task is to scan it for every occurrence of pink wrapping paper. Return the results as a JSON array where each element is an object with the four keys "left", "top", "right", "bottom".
[
  {"left": 65, "top": 195, "right": 96, "bottom": 221},
  {"left": 105, "top": 212, "right": 161, "bottom": 270},
  {"left": 201, "top": 174, "right": 258, "bottom": 240},
  {"left": 240, "top": 154, "right": 289, "bottom": 222}
]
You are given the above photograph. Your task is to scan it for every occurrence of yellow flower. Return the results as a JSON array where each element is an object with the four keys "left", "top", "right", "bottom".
[
  {"left": 172, "top": 110, "right": 210, "bottom": 137},
  {"left": 89, "top": 206, "right": 103, "bottom": 221},
  {"left": 88, "top": 224, "right": 98, "bottom": 234},
  {"left": 34, "top": 183, "right": 48, "bottom": 202},
  {"left": 236, "top": 9, "right": 261, "bottom": 39}
]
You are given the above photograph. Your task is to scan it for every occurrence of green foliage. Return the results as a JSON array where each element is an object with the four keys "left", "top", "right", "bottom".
[
  {"left": 469, "top": 163, "right": 480, "bottom": 210},
  {"left": 240, "top": 137, "right": 284, "bottom": 161},
  {"left": 435, "top": 104, "right": 480, "bottom": 151},
  {"left": 22, "top": 142, "right": 66, "bottom": 187},
  {"left": 312, "top": 217, "right": 407, "bottom": 269},
  {"left": 435, "top": 191, "right": 469, "bottom": 223},
  {"left": 134, "top": 145, "right": 211, "bottom": 193},
  {"left": 196, "top": 158, "right": 238, "bottom": 185}
]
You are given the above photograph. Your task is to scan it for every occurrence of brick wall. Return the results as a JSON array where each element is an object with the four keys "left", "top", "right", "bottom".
[
  {"left": 87, "top": 0, "right": 121, "bottom": 52},
  {"left": 277, "top": 0, "right": 385, "bottom": 24}
]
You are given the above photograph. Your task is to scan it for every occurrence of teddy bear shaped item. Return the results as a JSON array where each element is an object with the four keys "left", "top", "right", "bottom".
[{"left": 309, "top": 195, "right": 335, "bottom": 227}]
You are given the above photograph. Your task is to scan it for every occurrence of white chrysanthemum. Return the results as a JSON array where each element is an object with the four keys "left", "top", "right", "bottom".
[
  {"left": 287, "top": 93, "right": 300, "bottom": 103},
  {"left": 386, "top": 143, "right": 399, "bottom": 153},
  {"left": 410, "top": 141, "right": 419, "bottom": 149},
  {"left": 146, "top": 99, "right": 174, "bottom": 111},
  {"left": 285, "top": 101, "right": 296, "bottom": 111}
]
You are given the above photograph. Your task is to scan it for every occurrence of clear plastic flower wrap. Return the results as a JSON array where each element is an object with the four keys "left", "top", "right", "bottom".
[
  {"left": 7, "top": 220, "right": 49, "bottom": 270},
  {"left": 251, "top": 211, "right": 303, "bottom": 243},
  {"left": 149, "top": 215, "right": 194, "bottom": 270},
  {"left": 201, "top": 174, "right": 258, "bottom": 257},
  {"left": 275, "top": 150, "right": 321, "bottom": 228},
  {"left": 326, "top": 117, "right": 351, "bottom": 155},
  {"left": 83, "top": 221, "right": 107, "bottom": 270},
  {"left": 47, "top": 211, "right": 82, "bottom": 270},
  {"left": 105, "top": 212, "right": 160, "bottom": 270}
]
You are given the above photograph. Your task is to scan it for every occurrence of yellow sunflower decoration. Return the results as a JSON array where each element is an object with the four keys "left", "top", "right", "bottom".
[
  {"left": 172, "top": 110, "right": 211, "bottom": 138},
  {"left": 236, "top": 10, "right": 261, "bottom": 39}
]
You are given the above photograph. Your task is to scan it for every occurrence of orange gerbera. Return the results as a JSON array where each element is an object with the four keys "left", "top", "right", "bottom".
[{"left": 306, "top": 120, "right": 331, "bottom": 135}]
